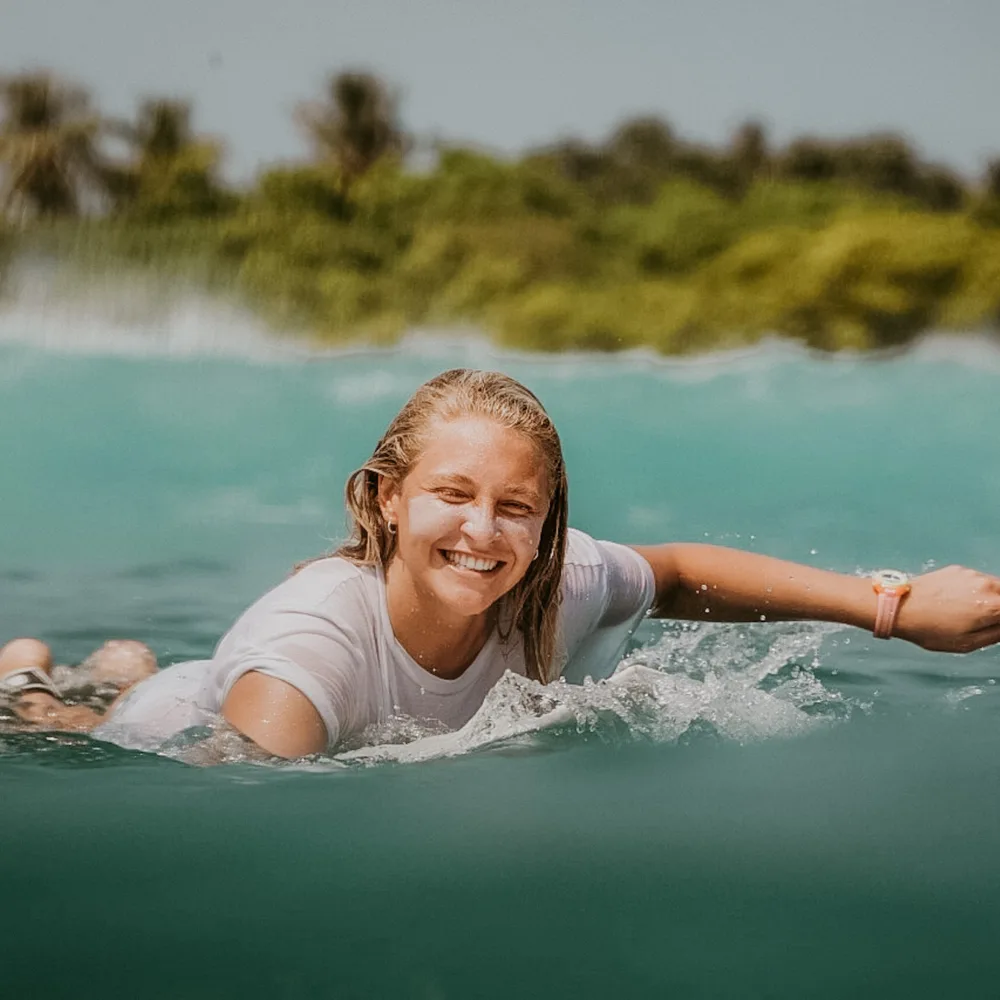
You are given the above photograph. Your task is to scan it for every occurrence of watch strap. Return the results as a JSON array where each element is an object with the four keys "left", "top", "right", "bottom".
[{"left": 873, "top": 590, "right": 903, "bottom": 639}]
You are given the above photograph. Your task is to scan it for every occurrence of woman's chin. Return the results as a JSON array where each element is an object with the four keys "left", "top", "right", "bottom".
[{"left": 433, "top": 570, "right": 505, "bottom": 616}]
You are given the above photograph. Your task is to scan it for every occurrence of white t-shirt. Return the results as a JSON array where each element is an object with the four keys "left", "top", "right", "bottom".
[{"left": 95, "top": 529, "right": 656, "bottom": 751}]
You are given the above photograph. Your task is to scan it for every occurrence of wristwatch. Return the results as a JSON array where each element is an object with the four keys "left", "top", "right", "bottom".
[{"left": 871, "top": 569, "right": 911, "bottom": 639}]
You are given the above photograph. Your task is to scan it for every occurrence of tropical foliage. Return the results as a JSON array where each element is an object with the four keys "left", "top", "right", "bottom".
[
  {"left": 0, "top": 73, "right": 104, "bottom": 219},
  {"left": 296, "top": 72, "right": 407, "bottom": 196},
  {"left": 4, "top": 68, "right": 1000, "bottom": 354},
  {"left": 103, "top": 98, "right": 233, "bottom": 220}
]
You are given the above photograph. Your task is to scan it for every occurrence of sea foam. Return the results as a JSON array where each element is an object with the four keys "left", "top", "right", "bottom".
[{"left": 325, "top": 620, "right": 848, "bottom": 767}]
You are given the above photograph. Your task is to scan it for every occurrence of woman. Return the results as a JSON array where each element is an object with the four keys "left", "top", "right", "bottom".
[{"left": 4, "top": 368, "right": 1000, "bottom": 758}]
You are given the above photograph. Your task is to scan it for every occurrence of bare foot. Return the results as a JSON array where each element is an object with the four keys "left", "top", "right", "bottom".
[
  {"left": 81, "top": 640, "right": 158, "bottom": 690},
  {"left": 0, "top": 637, "right": 103, "bottom": 733},
  {"left": 0, "top": 637, "right": 54, "bottom": 677}
]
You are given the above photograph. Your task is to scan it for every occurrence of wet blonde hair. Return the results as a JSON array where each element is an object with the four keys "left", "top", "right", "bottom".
[{"left": 334, "top": 368, "right": 568, "bottom": 683}]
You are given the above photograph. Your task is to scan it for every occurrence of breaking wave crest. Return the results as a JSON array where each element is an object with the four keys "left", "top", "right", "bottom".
[
  {"left": 4, "top": 259, "right": 1000, "bottom": 376},
  {"left": 80, "top": 622, "right": 850, "bottom": 768},
  {"left": 27, "top": 620, "right": 853, "bottom": 769},
  {"left": 324, "top": 621, "right": 848, "bottom": 767},
  {"left": 66, "top": 620, "right": 848, "bottom": 769}
]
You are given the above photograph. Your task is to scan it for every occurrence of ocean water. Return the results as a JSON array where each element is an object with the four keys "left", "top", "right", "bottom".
[{"left": 2, "top": 288, "right": 1000, "bottom": 998}]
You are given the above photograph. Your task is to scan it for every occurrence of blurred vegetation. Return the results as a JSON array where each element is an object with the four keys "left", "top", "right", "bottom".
[{"left": 4, "top": 69, "right": 1000, "bottom": 353}]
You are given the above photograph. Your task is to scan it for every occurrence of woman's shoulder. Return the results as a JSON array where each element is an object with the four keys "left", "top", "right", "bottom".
[
  {"left": 210, "top": 555, "right": 381, "bottom": 682},
  {"left": 563, "top": 527, "right": 643, "bottom": 576},
  {"left": 223, "top": 556, "right": 379, "bottom": 644},
  {"left": 560, "top": 528, "right": 617, "bottom": 607},
  {"left": 563, "top": 527, "right": 606, "bottom": 569},
  {"left": 560, "top": 527, "right": 655, "bottom": 614},
  {"left": 267, "top": 555, "right": 377, "bottom": 613}
]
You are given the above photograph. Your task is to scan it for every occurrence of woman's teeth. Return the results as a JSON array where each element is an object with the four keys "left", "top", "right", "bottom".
[{"left": 445, "top": 551, "right": 500, "bottom": 573}]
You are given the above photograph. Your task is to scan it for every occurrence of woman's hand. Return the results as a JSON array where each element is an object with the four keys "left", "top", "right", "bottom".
[
  {"left": 894, "top": 565, "right": 1000, "bottom": 653},
  {"left": 636, "top": 543, "right": 1000, "bottom": 655}
]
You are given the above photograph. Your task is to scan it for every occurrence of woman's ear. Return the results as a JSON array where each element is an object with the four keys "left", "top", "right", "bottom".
[{"left": 376, "top": 473, "right": 399, "bottom": 524}]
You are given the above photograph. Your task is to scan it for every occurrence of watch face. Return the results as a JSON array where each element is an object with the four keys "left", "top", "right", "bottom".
[{"left": 873, "top": 569, "right": 910, "bottom": 588}]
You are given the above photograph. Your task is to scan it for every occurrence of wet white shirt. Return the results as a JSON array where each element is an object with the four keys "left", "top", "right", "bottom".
[{"left": 96, "top": 529, "right": 656, "bottom": 751}]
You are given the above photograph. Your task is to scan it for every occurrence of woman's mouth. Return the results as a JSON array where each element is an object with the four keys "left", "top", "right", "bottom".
[{"left": 442, "top": 550, "right": 503, "bottom": 574}]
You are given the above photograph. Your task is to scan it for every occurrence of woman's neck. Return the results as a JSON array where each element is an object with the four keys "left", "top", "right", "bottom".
[{"left": 383, "top": 561, "right": 494, "bottom": 680}]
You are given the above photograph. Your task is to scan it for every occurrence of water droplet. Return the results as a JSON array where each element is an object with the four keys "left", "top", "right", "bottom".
[
  {"left": 810, "top": 548, "right": 818, "bottom": 556},
  {"left": 759, "top": 615, "right": 767, "bottom": 621},
  {"left": 700, "top": 584, "right": 708, "bottom": 591}
]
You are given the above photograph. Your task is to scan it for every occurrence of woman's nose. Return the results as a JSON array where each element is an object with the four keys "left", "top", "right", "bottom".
[{"left": 462, "top": 503, "right": 499, "bottom": 543}]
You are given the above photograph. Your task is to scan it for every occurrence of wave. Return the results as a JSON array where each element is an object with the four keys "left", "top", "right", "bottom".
[
  {"left": 3, "top": 260, "right": 1000, "bottom": 373},
  {"left": 320, "top": 622, "right": 847, "bottom": 767},
  {"left": 39, "top": 621, "right": 847, "bottom": 768},
  {"left": 0, "top": 261, "right": 297, "bottom": 361}
]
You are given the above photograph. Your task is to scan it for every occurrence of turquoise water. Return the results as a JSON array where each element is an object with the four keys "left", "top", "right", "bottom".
[{"left": 2, "top": 296, "right": 1000, "bottom": 998}]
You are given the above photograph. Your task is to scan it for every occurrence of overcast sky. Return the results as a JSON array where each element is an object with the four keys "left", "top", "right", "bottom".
[{"left": 3, "top": 0, "right": 999, "bottom": 180}]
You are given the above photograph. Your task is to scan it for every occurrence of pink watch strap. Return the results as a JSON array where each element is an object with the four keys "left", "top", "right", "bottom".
[{"left": 873, "top": 589, "right": 903, "bottom": 639}]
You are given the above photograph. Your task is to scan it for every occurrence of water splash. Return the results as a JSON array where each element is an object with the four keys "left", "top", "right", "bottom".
[
  {"left": 330, "top": 621, "right": 847, "bottom": 767},
  {"left": 0, "top": 260, "right": 295, "bottom": 361},
  {"left": 8, "top": 621, "right": 849, "bottom": 769}
]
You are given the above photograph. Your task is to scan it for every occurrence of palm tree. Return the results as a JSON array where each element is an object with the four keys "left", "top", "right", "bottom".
[
  {"left": 103, "top": 99, "right": 192, "bottom": 200},
  {"left": 296, "top": 72, "right": 407, "bottom": 195},
  {"left": 105, "top": 98, "right": 230, "bottom": 219},
  {"left": 131, "top": 98, "right": 194, "bottom": 161},
  {"left": 0, "top": 72, "right": 104, "bottom": 221}
]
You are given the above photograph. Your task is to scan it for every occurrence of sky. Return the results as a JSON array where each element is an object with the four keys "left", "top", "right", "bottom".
[{"left": 3, "top": 0, "right": 1000, "bottom": 181}]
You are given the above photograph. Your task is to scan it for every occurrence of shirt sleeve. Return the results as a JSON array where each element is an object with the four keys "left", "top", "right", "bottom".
[
  {"left": 558, "top": 529, "right": 656, "bottom": 683},
  {"left": 210, "top": 572, "right": 371, "bottom": 750},
  {"left": 592, "top": 538, "right": 657, "bottom": 628}
]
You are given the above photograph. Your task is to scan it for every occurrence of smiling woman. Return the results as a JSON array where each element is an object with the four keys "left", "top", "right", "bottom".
[
  {"left": 4, "top": 368, "right": 1000, "bottom": 760},
  {"left": 378, "top": 417, "right": 552, "bottom": 677}
]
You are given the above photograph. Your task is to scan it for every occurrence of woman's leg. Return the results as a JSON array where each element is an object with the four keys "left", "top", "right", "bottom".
[
  {"left": 81, "top": 639, "right": 158, "bottom": 689},
  {"left": 0, "top": 637, "right": 157, "bottom": 732},
  {"left": 0, "top": 637, "right": 102, "bottom": 731}
]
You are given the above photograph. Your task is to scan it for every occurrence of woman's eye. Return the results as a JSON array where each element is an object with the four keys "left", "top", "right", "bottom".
[
  {"left": 435, "top": 490, "right": 468, "bottom": 503},
  {"left": 502, "top": 502, "right": 533, "bottom": 516}
]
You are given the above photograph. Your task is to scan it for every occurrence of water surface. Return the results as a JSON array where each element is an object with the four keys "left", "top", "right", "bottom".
[{"left": 2, "top": 296, "right": 999, "bottom": 998}]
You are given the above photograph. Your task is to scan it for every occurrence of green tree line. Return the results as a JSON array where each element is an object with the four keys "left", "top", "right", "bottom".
[{"left": 4, "top": 68, "right": 1000, "bottom": 353}]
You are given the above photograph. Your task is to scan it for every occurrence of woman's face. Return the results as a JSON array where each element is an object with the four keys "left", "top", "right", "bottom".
[{"left": 379, "top": 415, "right": 550, "bottom": 619}]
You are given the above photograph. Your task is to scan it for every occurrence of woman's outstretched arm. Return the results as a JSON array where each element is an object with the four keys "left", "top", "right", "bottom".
[{"left": 631, "top": 544, "right": 1000, "bottom": 653}]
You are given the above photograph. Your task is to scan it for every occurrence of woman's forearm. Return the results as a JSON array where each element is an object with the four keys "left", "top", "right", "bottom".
[
  {"left": 635, "top": 542, "right": 1000, "bottom": 653},
  {"left": 637, "top": 543, "right": 876, "bottom": 628}
]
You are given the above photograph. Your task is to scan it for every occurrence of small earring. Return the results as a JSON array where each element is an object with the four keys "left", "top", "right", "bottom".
[
  {"left": 532, "top": 548, "right": 539, "bottom": 561},
  {"left": 386, "top": 521, "right": 397, "bottom": 535}
]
